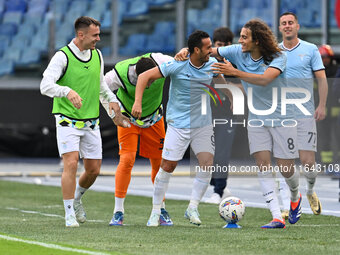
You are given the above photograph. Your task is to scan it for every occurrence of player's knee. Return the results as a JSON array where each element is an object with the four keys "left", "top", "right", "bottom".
[
  {"left": 119, "top": 152, "right": 136, "bottom": 169},
  {"left": 301, "top": 161, "right": 315, "bottom": 171},
  {"left": 256, "top": 159, "right": 271, "bottom": 170},
  {"left": 161, "top": 160, "right": 177, "bottom": 173},
  {"left": 199, "top": 158, "right": 213, "bottom": 168},
  {"left": 63, "top": 158, "right": 78, "bottom": 171},
  {"left": 197, "top": 152, "right": 213, "bottom": 168},
  {"left": 86, "top": 167, "right": 100, "bottom": 177}
]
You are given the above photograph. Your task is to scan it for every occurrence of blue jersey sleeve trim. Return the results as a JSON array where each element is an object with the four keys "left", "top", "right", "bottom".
[
  {"left": 268, "top": 66, "right": 283, "bottom": 73},
  {"left": 158, "top": 66, "right": 165, "bottom": 77},
  {"left": 313, "top": 68, "right": 325, "bottom": 72}
]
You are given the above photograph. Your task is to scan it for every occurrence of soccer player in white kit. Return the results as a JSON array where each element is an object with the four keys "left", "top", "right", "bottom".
[
  {"left": 132, "top": 30, "right": 228, "bottom": 227},
  {"left": 209, "top": 19, "right": 302, "bottom": 228}
]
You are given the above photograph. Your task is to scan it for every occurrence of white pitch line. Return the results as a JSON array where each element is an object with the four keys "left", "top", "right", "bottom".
[
  {"left": 292, "top": 224, "right": 340, "bottom": 227},
  {"left": 0, "top": 234, "right": 110, "bottom": 255},
  {"left": 5, "top": 207, "right": 104, "bottom": 222}
]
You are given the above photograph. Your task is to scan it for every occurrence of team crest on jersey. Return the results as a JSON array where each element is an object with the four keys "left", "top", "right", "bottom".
[
  {"left": 298, "top": 54, "right": 306, "bottom": 61},
  {"left": 260, "top": 63, "right": 268, "bottom": 69},
  {"left": 165, "top": 61, "right": 173, "bottom": 66}
]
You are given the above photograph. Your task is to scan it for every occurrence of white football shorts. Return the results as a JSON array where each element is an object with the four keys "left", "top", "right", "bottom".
[
  {"left": 296, "top": 118, "right": 317, "bottom": 152},
  {"left": 162, "top": 124, "right": 214, "bottom": 161},
  {"left": 56, "top": 126, "right": 102, "bottom": 159},
  {"left": 248, "top": 125, "right": 298, "bottom": 159}
]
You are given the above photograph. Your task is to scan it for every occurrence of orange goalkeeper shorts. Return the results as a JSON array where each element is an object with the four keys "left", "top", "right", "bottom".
[{"left": 117, "top": 117, "right": 165, "bottom": 159}]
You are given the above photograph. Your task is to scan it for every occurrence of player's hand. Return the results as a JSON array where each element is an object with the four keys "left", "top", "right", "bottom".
[
  {"left": 113, "top": 112, "right": 131, "bottom": 128},
  {"left": 131, "top": 102, "right": 142, "bottom": 119},
  {"left": 67, "top": 90, "right": 83, "bottom": 109},
  {"left": 174, "top": 48, "right": 189, "bottom": 61},
  {"left": 109, "top": 102, "right": 131, "bottom": 128},
  {"left": 314, "top": 105, "right": 326, "bottom": 121},
  {"left": 211, "top": 58, "right": 236, "bottom": 76}
]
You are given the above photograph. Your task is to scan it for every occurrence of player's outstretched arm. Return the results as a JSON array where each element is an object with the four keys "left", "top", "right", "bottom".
[
  {"left": 174, "top": 47, "right": 219, "bottom": 61},
  {"left": 132, "top": 67, "right": 163, "bottom": 119},
  {"left": 212, "top": 59, "right": 280, "bottom": 86}
]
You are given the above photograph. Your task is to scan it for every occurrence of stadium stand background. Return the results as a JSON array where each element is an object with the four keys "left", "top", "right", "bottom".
[{"left": 0, "top": 0, "right": 339, "bottom": 159}]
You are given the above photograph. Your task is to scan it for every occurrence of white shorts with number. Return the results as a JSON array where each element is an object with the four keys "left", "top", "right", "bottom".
[
  {"left": 56, "top": 126, "right": 102, "bottom": 159},
  {"left": 162, "top": 124, "right": 214, "bottom": 161},
  {"left": 248, "top": 125, "right": 298, "bottom": 159},
  {"left": 297, "top": 118, "right": 317, "bottom": 152}
]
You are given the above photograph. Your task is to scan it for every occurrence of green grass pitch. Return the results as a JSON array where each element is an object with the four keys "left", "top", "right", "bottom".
[{"left": 0, "top": 180, "right": 339, "bottom": 255}]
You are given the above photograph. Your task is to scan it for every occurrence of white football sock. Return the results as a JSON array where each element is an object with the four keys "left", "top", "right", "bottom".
[
  {"left": 303, "top": 165, "right": 318, "bottom": 195},
  {"left": 114, "top": 197, "right": 125, "bottom": 213},
  {"left": 74, "top": 185, "right": 87, "bottom": 202},
  {"left": 284, "top": 169, "right": 300, "bottom": 202},
  {"left": 152, "top": 168, "right": 171, "bottom": 214},
  {"left": 63, "top": 199, "right": 75, "bottom": 218},
  {"left": 278, "top": 175, "right": 290, "bottom": 211},
  {"left": 189, "top": 169, "right": 211, "bottom": 209},
  {"left": 258, "top": 171, "right": 282, "bottom": 220}
]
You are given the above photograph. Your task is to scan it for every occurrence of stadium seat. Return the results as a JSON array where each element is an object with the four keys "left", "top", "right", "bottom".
[
  {"left": 2, "top": 47, "right": 21, "bottom": 64},
  {"left": 119, "top": 33, "right": 147, "bottom": 56},
  {"left": 148, "top": 0, "right": 176, "bottom": 7},
  {"left": 17, "top": 49, "right": 41, "bottom": 66},
  {"left": 100, "top": 46, "right": 111, "bottom": 57},
  {"left": 162, "top": 34, "right": 175, "bottom": 53},
  {"left": 118, "top": 0, "right": 129, "bottom": 24},
  {"left": 55, "top": 22, "right": 74, "bottom": 50},
  {"left": 10, "top": 35, "right": 30, "bottom": 51},
  {"left": 101, "top": 10, "right": 112, "bottom": 29},
  {"left": 0, "top": 23, "right": 18, "bottom": 37},
  {"left": 207, "top": 0, "right": 222, "bottom": 10},
  {"left": 145, "top": 33, "right": 165, "bottom": 52},
  {"left": 154, "top": 21, "right": 175, "bottom": 37},
  {"left": 0, "top": 59, "right": 14, "bottom": 76},
  {"left": 5, "top": 0, "right": 27, "bottom": 13},
  {"left": 124, "top": 0, "right": 149, "bottom": 18},
  {"left": 2, "top": 11, "right": 23, "bottom": 26},
  {"left": 23, "top": 12, "right": 44, "bottom": 30},
  {"left": 200, "top": 9, "right": 221, "bottom": 28},
  {"left": 54, "top": 0, "right": 71, "bottom": 15},
  {"left": 230, "top": 0, "right": 247, "bottom": 9},
  {"left": 238, "top": 8, "right": 256, "bottom": 29},
  {"left": 86, "top": 9, "right": 103, "bottom": 23},
  {"left": 257, "top": 8, "right": 272, "bottom": 27},
  {"left": 0, "top": 35, "right": 10, "bottom": 56},
  {"left": 0, "top": 0, "right": 5, "bottom": 14},
  {"left": 187, "top": 8, "right": 199, "bottom": 23},
  {"left": 27, "top": 0, "right": 50, "bottom": 15},
  {"left": 30, "top": 32, "right": 48, "bottom": 52},
  {"left": 69, "top": 0, "right": 89, "bottom": 14}
]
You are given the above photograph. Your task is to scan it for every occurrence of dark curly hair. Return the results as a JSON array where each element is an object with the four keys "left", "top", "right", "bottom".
[
  {"left": 135, "top": 57, "right": 157, "bottom": 76},
  {"left": 243, "top": 19, "right": 282, "bottom": 64},
  {"left": 188, "top": 30, "right": 210, "bottom": 54}
]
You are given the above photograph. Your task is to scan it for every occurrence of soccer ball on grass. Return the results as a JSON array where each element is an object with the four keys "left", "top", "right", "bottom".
[{"left": 219, "top": 196, "right": 245, "bottom": 224}]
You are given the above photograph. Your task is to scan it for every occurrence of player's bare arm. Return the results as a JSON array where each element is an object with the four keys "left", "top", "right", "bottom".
[
  {"left": 314, "top": 69, "right": 328, "bottom": 121},
  {"left": 174, "top": 47, "right": 219, "bottom": 61},
  {"left": 211, "top": 58, "right": 281, "bottom": 86},
  {"left": 131, "top": 67, "right": 163, "bottom": 119}
]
